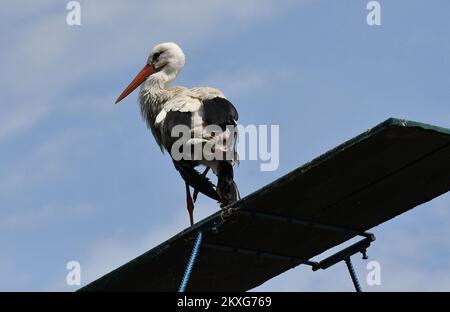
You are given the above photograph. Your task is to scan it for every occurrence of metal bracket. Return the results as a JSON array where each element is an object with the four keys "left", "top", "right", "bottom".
[
  {"left": 201, "top": 208, "right": 376, "bottom": 292},
  {"left": 311, "top": 235, "right": 375, "bottom": 292},
  {"left": 235, "top": 210, "right": 375, "bottom": 291},
  {"left": 311, "top": 235, "right": 375, "bottom": 271}
]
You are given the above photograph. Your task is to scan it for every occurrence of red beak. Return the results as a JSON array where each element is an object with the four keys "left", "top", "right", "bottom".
[{"left": 115, "top": 64, "right": 156, "bottom": 104}]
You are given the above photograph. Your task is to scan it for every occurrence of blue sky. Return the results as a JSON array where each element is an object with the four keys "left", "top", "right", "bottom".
[{"left": 0, "top": 0, "right": 449, "bottom": 291}]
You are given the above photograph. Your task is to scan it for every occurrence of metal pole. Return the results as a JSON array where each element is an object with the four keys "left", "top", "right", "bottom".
[{"left": 345, "top": 257, "right": 362, "bottom": 292}]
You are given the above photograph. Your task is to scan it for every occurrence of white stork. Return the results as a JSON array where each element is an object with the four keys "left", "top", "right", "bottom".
[{"left": 115, "top": 42, "right": 240, "bottom": 225}]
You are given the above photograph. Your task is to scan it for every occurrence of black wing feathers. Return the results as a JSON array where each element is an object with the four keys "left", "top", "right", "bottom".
[
  {"left": 202, "top": 97, "right": 238, "bottom": 129},
  {"left": 162, "top": 96, "right": 239, "bottom": 203},
  {"left": 161, "top": 110, "right": 192, "bottom": 152}
]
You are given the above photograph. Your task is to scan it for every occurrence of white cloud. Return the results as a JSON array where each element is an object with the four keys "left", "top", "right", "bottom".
[
  {"left": 0, "top": 103, "right": 52, "bottom": 141},
  {"left": 0, "top": 131, "right": 79, "bottom": 194},
  {"left": 203, "top": 69, "right": 268, "bottom": 98},
  {"left": 0, "top": 256, "right": 33, "bottom": 291},
  {"left": 0, "top": 0, "right": 299, "bottom": 142},
  {"left": 202, "top": 68, "right": 294, "bottom": 98},
  {"left": 0, "top": 203, "right": 95, "bottom": 233}
]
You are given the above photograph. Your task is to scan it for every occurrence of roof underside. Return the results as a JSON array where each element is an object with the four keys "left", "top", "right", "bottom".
[{"left": 80, "top": 118, "right": 450, "bottom": 292}]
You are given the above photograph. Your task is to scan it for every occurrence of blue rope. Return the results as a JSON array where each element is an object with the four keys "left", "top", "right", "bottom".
[{"left": 178, "top": 231, "right": 203, "bottom": 292}]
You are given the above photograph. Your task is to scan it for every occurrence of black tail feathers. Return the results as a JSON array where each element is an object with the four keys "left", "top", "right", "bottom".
[
  {"left": 217, "top": 161, "right": 240, "bottom": 206},
  {"left": 172, "top": 160, "right": 220, "bottom": 201}
]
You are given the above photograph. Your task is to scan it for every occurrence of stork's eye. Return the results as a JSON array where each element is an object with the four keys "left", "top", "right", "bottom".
[{"left": 152, "top": 52, "right": 161, "bottom": 61}]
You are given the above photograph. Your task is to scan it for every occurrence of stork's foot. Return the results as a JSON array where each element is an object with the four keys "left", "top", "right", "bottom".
[{"left": 220, "top": 207, "right": 234, "bottom": 221}]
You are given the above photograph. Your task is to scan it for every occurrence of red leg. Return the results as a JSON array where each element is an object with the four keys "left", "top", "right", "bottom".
[{"left": 185, "top": 182, "right": 194, "bottom": 226}]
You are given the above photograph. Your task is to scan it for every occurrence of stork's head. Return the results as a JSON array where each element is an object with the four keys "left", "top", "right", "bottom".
[
  {"left": 148, "top": 42, "right": 185, "bottom": 76},
  {"left": 115, "top": 42, "right": 185, "bottom": 104}
]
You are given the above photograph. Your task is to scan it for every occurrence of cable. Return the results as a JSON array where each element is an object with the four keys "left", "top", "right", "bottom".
[
  {"left": 178, "top": 231, "right": 203, "bottom": 292},
  {"left": 345, "top": 257, "right": 362, "bottom": 292}
]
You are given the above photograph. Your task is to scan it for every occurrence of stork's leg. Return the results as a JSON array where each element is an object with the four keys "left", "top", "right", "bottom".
[
  {"left": 193, "top": 167, "right": 210, "bottom": 203},
  {"left": 185, "top": 182, "right": 194, "bottom": 226}
]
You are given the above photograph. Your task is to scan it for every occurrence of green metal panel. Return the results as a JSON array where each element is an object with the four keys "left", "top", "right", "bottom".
[{"left": 79, "top": 118, "right": 450, "bottom": 292}]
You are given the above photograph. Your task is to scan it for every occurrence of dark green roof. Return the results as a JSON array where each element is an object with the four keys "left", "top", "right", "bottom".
[{"left": 79, "top": 118, "right": 450, "bottom": 292}]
